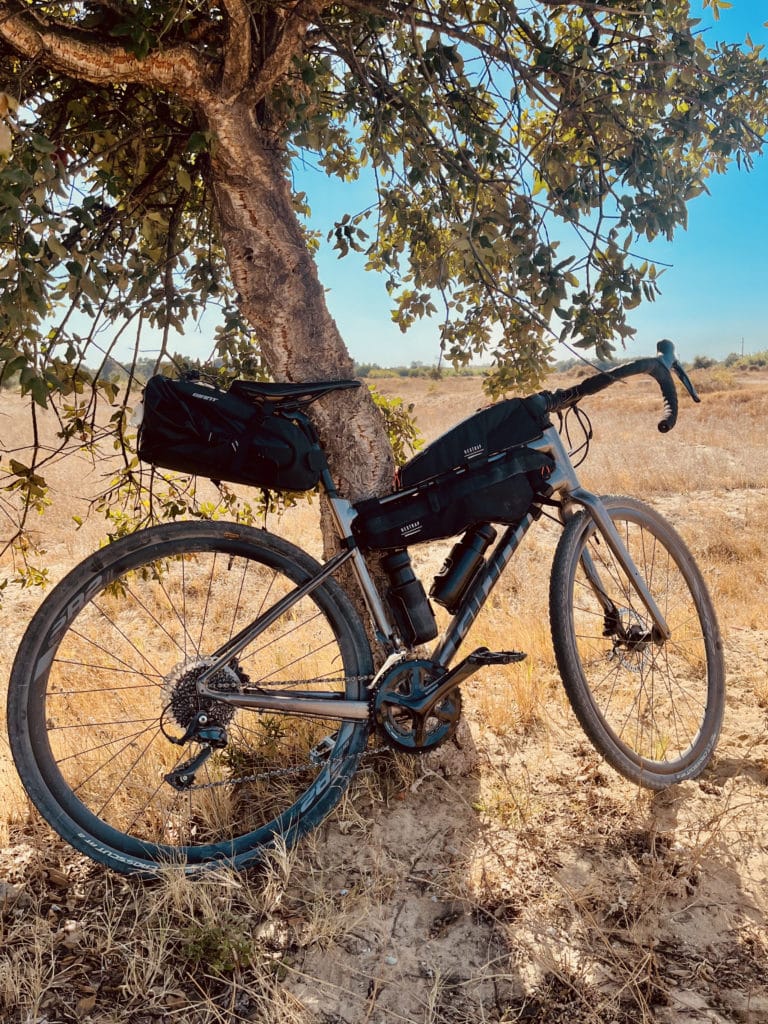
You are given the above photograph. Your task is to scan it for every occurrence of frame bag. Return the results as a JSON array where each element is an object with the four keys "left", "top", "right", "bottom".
[
  {"left": 137, "top": 376, "right": 324, "bottom": 492},
  {"left": 353, "top": 396, "right": 553, "bottom": 550}
]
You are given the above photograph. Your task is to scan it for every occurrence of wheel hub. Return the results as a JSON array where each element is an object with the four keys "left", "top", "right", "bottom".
[{"left": 607, "top": 609, "right": 653, "bottom": 674}]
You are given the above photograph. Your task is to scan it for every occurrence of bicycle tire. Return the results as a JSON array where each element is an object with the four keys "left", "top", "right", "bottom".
[
  {"left": 8, "top": 521, "right": 373, "bottom": 874},
  {"left": 550, "top": 496, "right": 724, "bottom": 789}
]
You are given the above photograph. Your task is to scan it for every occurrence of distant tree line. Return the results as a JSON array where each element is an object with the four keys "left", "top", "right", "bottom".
[
  {"left": 4, "top": 351, "right": 767, "bottom": 394},
  {"left": 686, "top": 351, "right": 768, "bottom": 371},
  {"left": 352, "top": 361, "right": 486, "bottom": 379}
]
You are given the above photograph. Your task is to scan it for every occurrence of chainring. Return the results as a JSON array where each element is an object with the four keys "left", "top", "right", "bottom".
[{"left": 373, "top": 659, "right": 462, "bottom": 754}]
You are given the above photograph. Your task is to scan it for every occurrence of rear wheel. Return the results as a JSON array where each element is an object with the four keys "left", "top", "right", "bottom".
[
  {"left": 550, "top": 496, "right": 724, "bottom": 788},
  {"left": 8, "top": 521, "right": 373, "bottom": 874}
]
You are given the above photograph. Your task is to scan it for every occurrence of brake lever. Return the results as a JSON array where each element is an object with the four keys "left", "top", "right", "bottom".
[
  {"left": 671, "top": 361, "right": 701, "bottom": 403},
  {"left": 656, "top": 339, "right": 700, "bottom": 404}
]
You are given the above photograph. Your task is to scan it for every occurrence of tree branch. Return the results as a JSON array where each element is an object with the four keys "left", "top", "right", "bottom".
[
  {"left": 221, "top": 0, "right": 252, "bottom": 97},
  {"left": 0, "top": 4, "right": 216, "bottom": 102},
  {"left": 253, "top": 0, "right": 329, "bottom": 104}
]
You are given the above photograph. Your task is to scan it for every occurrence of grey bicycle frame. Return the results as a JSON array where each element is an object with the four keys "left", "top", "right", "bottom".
[{"left": 195, "top": 424, "right": 670, "bottom": 721}]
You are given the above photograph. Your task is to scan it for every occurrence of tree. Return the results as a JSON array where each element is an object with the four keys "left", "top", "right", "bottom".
[{"left": 0, "top": 0, "right": 766, "bottom": 577}]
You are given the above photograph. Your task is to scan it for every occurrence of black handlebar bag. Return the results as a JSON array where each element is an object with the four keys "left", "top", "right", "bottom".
[
  {"left": 353, "top": 396, "right": 552, "bottom": 550},
  {"left": 137, "top": 376, "right": 325, "bottom": 491}
]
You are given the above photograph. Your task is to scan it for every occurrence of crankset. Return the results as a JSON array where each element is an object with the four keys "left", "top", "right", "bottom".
[
  {"left": 373, "top": 647, "right": 526, "bottom": 754},
  {"left": 374, "top": 659, "right": 460, "bottom": 753}
]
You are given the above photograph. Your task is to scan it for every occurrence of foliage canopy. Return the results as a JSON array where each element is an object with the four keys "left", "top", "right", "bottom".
[{"left": 0, "top": 0, "right": 766, "bottom": 579}]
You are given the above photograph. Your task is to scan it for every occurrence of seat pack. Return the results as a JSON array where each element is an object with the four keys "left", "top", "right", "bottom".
[{"left": 136, "top": 376, "right": 325, "bottom": 492}]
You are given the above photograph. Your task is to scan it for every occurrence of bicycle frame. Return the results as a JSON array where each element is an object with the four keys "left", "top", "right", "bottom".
[{"left": 194, "top": 424, "right": 671, "bottom": 721}]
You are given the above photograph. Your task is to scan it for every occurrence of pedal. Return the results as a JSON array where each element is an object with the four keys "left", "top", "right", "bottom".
[
  {"left": 422, "top": 647, "right": 528, "bottom": 702},
  {"left": 467, "top": 646, "right": 527, "bottom": 666}
]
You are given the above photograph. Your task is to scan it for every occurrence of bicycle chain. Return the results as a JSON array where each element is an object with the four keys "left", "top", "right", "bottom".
[{"left": 179, "top": 672, "right": 389, "bottom": 791}]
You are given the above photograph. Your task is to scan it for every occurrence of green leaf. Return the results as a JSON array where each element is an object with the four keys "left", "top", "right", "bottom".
[
  {"left": 31, "top": 134, "right": 56, "bottom": 154},
  {"left": 2, "top": 355, "right": 27, "bottom": 377},
  {"left": 47, "top": 235, "right": 70, "bottom": 259},
  {"left": 30, "top": 376, "right": 49, "bottom": 408},
  {"left": 176, "top": 166, "right": 192, "bottom": 192}
]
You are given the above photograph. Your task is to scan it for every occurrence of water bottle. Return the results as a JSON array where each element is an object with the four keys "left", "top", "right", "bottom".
[
  {"left": 430, "top": 524, "right": 497, "bottom": 613},
  {"left": 382, "top": 550, "right": 438, "bottom": 646}
]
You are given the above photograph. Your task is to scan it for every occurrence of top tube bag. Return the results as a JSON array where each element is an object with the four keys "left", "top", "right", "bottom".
[
  {"left": 136, "top": 376, "right": 325, "bottom": 492},
  {"left": 398, "top": 395, "right": 547, "bottom": 487}
]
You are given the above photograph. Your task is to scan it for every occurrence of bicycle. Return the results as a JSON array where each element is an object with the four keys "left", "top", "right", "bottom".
[{"left": 7, "top": 340, "right": 724, "bottom": 875}]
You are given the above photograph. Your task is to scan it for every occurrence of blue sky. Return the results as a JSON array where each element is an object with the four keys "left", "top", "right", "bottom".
[{"left": 291, "top": 4, "right": 768, "bottom": 368}]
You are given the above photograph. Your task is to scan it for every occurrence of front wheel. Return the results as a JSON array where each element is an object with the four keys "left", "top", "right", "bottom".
[
  {"left": 8, "top": 521, "right": 373, "bottom": 874},
  {"left": 550, "top": 496, "right": 724, "bottom": 789}
]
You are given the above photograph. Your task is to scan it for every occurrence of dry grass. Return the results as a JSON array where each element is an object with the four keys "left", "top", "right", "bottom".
[
  {"left": 0, "top": 848, "right": 319, "bottom": 1023},
  {"left": 2, "top": 370, "right": 768, "bottom": 1022}
]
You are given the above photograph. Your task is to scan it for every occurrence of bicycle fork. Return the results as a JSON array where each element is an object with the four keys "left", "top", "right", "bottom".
[{"left": 530, "top": 429, "right": 671, "bottom": 642}]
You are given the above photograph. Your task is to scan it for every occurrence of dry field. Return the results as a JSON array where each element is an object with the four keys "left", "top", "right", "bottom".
[{"left": 1, "top": 366, "right": 767, "bottom": 1023}]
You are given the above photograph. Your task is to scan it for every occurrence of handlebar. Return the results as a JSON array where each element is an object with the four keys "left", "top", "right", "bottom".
[{"left": 532, "top": 340, "right": 700, "bottom": 433}]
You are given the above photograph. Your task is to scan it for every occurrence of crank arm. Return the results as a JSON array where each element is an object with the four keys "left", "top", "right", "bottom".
[{"left": 410, "top": 647, "right": 526, "bottom": 719}]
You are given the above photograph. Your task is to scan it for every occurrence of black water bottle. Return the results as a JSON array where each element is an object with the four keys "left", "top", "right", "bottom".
[
  {"left": 382, "top": 550, "right": 438, "bottom": 646},
  {"left": 430, "top": 523, "right": 497, "bottom": 614}
]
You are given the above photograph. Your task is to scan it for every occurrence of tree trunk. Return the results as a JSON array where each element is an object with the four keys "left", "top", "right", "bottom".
[{"left": 200, "top": 95, "right": 394, "bottom": 508}]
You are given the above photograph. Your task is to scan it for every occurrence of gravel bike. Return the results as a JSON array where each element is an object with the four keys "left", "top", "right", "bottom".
[{"left": 7, "top": 341, "right": 724, "bottom": 874}]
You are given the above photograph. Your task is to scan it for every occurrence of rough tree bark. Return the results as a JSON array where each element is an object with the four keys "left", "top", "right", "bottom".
[{"left": 202, "top": 94, "right": 395, "bottom": 506}]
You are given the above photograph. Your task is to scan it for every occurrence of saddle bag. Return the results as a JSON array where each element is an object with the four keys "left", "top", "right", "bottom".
[
  {"left": 353, "top": 396, "right": 553, "bottom": 551},
  {"left": 136, "top": 376, "right": 324, "bottom": 492}
]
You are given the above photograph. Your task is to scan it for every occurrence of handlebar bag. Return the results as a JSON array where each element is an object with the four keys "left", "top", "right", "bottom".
[
  {"left": 136, "top": 376, "right": 324, "bottom": 491},
  {"left": 353, "top": 444, "right": 553, "bottom": 551}
]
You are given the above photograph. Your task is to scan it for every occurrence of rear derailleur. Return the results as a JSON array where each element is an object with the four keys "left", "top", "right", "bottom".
[{"left": 163, "top": 711, "right": 228, "bottom": 791}]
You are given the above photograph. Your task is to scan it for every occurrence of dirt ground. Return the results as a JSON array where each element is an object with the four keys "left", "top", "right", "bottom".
[{"left": 1, "top": 370, "right": 767, "bottom": 1023}]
